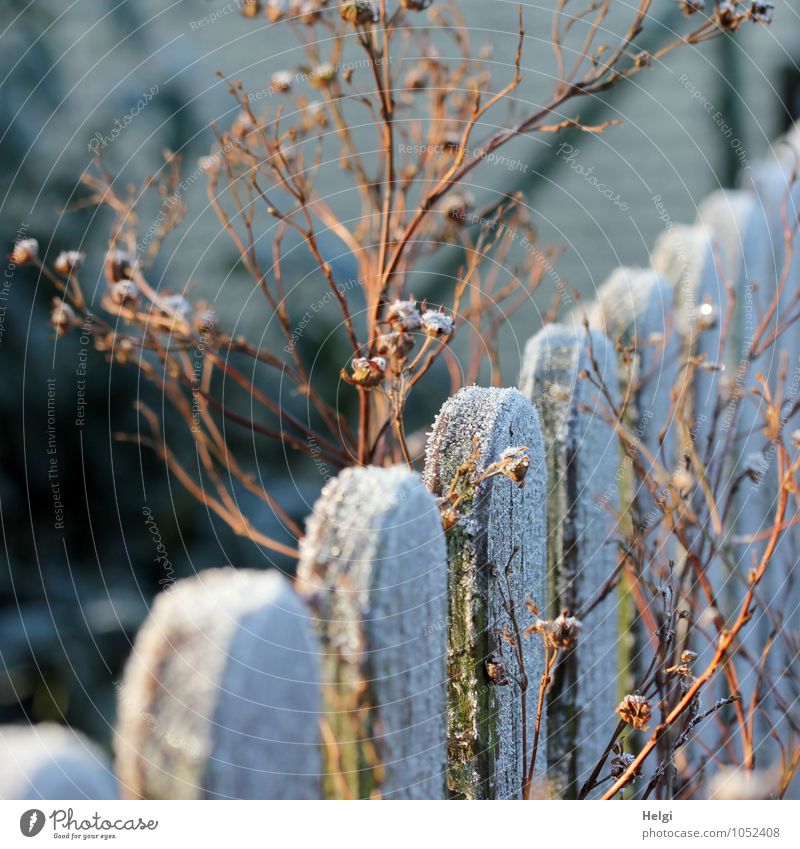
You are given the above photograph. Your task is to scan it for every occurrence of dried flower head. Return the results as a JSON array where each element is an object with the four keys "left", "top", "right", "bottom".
[
  {"left": 442, "top": 192, "right": 474, "bottom": 222},
  {"left": 386, "top": 299, "right": 422, "bottom": 332},
  {"left": 105, "top": 249, "right": 135, "bottom": 283},
  {"left": 339, "top": 0, "right": 378, "bottom": 26},
  {"left": 672, "top": 468, "right": 694, "bottom": 492},
  {"left": 54, "top": 250, "right": 85, "bottom": 275},
  {"left": 716, "top": 1, "right": 741, "bottom": 29},
  {"left": 296, "top": 0, "right": 325, "bottom": 25},
  {"left": 265, "top": 0, "right": 290, "bottom": 22},
  {"left": 750, "top": 1, "right": 773, "bottom": 24},
  {"left": 193, "top": 303, "right": 217, "bottom": 335},
  {"left": 529, "top": 609, "right": 582, "bottom": 650},
  {"left": 11, "top": 238, "right": 39, "bottom": 265},
  {"left": 420, "top": 309, "right": 454, "bottom": 339},
  {"left": 157, "top": 293, "right": 191, "bottom": 320},
  {"left": 743, "top": 451, "right": 769, "bottom": 483},
  {"left": 310, "top": 63, "right": 337, "bottom": 88},
  {"left": 681, "top": 649, "right": 698, "bottom": 664},
  {"left": 231, "top": 110, "right": 257, "bottom": 139},
  {"left": 50, "top": 298, "right": 77, "bottom": 337},
  {"left": 485, "top": 654, "right": 511, "bottom": 686},
  {"left": 374, "top": 331, "right": 415, "bottom": 360},
  {"left": 108, "top": 280, "right": 140, "bottom": 308},
  {"left": 616, "top": 693, "right": 652, "bottom": 730},
  {"left": 344, "top": 356, "right": 386, "bottom": 388},
  {"left": 610, "top": 752, "right": 638, "bottom": 778},
  {"left": 271, "top": 70, "right": 294, "bottom": 92},
  {"left": 405, "top": 66, "right": 429, "bottom": 90},
  {"left": 497, "top": 445, "right": 531, "bottom": 486}
]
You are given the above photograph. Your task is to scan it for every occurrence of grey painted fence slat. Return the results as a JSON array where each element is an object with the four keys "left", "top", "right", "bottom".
[
  {"left": 296, "top": 466, "right": 448, "bottom": 800},
  {"left": 519, "top": 324, "right": 621, "bottom": 798},
  {"left": 741, "top": 161, "right": 800, "bottom": 634},
  {"left": 114, "top": 568, "right": 322, "bottom": 800},
  {"left": 0, "top": 724, "right": 118, "bottom": 800},
  {"left": 587, "top": 266, "right": 680, "bottom": 494},
  {"left": 696, "top": 190, "right": 775, "bottom": 605},
  {"left": 586, "top": 267, "right": 681, "bottom": 692},
  {"left": 422, "top": 386, "right": 547, "bottom": 800}
]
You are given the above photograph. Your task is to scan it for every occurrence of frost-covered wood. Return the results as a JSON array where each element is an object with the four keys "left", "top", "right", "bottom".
[
  {"left": 740, "top": 161, "right": 800, "bottom": 637},
  {"left": 296, "top": 466, "right": 448, "bottom": 800},
  {"left": 585, "top": 268, "right": 680, "bottom": 690},
  {"left": 651, "top": 224, "right": 724, "bottom": 463},
  {"left": 587, "top": 266, "right": 679, "bottom": 495},
  {"left": 115, "top": 568, "right": 322, "bottom": 800},
  {"left": 696, "top": 190, "right": 775, "bottom": 581},
  {"left": 422, "top": 386, "right": 547, "bottom": 799},
  {"left": 0, "top": 723, "right": 118, "bottom": 800},
  {"left": 519, "top": 324, "right": 621, "bottom": 798}
]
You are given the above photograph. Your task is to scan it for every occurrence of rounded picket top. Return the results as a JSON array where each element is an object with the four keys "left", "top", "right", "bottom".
[
  {"left": 297, "top": 465, "right": 448, "bottom": 800},
  {"left": 0, "top": 723, "right": 118, "bottom": 800},
  {"left": 423, "top": 386, "right": 548, "bottom": 799},
  {"left": 519, "top": 323, "right": 621, "bottom": 797},
  {"left": 115, "top": 568, "right": 322, "bottom": 800}
]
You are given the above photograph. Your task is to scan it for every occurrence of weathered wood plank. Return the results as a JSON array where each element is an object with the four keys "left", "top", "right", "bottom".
[
  {"left": 519, "top": 324, "right": 621, "bottom": 798},
  {"left": 296, "top": 466, "right": 448, "bottom": 799},
  {"left": 115, "top": 568, "right": 322, "bottom": 800},
  {"left": 423, "top": 386, "right": 547, "bottom": 799}
]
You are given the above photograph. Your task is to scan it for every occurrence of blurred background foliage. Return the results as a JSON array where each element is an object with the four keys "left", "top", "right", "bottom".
[{"left": 1, "top": 0, "right": 799, "bottom": 750}]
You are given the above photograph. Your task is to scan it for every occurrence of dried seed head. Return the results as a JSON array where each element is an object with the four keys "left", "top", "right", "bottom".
[
  {"left": 113, "top": 337, "right": 136, "bottom": 364},
  {"left": 672, "top": 468, "right": 694, "bottom": 492},
  {"left": 679, "top": 0, "right": 705, "bottom": 14},
  {"left": 265, "top": 0, "right": 290, "bottom": 22},
  {"left": 50, "top": 298, "right": 77, "bottom": 337},
  {"left": 231, "top": 110, "right": 257, "bottom": 139},
  {"left": 54, "top": 250, "right": 85, "bottom": 275},
  {"left": 610, "top": 752, "right": 637, "bottom": 778},
  {"left": 108, "top": 280, "right": 140, "bottom": 308},
  {"left": 339, "top": 0, "right": 378, "bottom": 25},
  {"left": 374, "top": 331, "right": 415, "bottom": 360},
  {"left": 420, "top": 309, "right": 454, "bottom": 339},
  {"left": 345, "top": 356, "right": 386, "bottom": 388},
  {"left": 310, "top": 63, "right": 337, "bottom": 88},
  {"left": 485, "top": 654, "right": 511, "bottom": 686},
  {"left": 405, "top": 67, "right": 429, "bottom": 90},
  {"left": 158, "top": 294, "right": 191, "bottom": 320},
  {"left": 751, "top": 1, "right": 774, "bottom": 23},
  {"left": 743, "top": 451, "right": 769, "bottom": 483},
  {"left": 296, "top": 0, "right": 325, "bottom": 24},
  {"left": 497, "top": 445, "right": 530, "bottom": 485},
  {"left": 271, "top": 70, "right": 294, "bottom": 92},
  {"left": 616, "top": 694, "right": 652, "bottom": 730},
  {"left": 442, "top": 192, "right": 474, "bottom": 223},
  {"left": 697, "top": 300, "right": 718, "bottom": 330},
  {"left": 386, "top": 299, "right": 422, "bottom": 332},
  {"left": 529, "top": 609, "right": 582, "bottom": 650},
  {"left": 193, "top": 303, "right": 217, "bottom": 335},
  {"left": 716, "top": 1, "right": 740, "bottom": 29},
  {"left": 105, "top": 249, "right": 135, "bottom": 283},
  {"left": 11, "top": 238, "right": 39, "bottom": 265},
  {"left": 680, "top": 649, "right": 698, "bottom": 664}
]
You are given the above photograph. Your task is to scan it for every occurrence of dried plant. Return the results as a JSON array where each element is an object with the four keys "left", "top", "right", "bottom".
[{"left": 25, "top": 0, "right": 790, "bottom": 799}]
